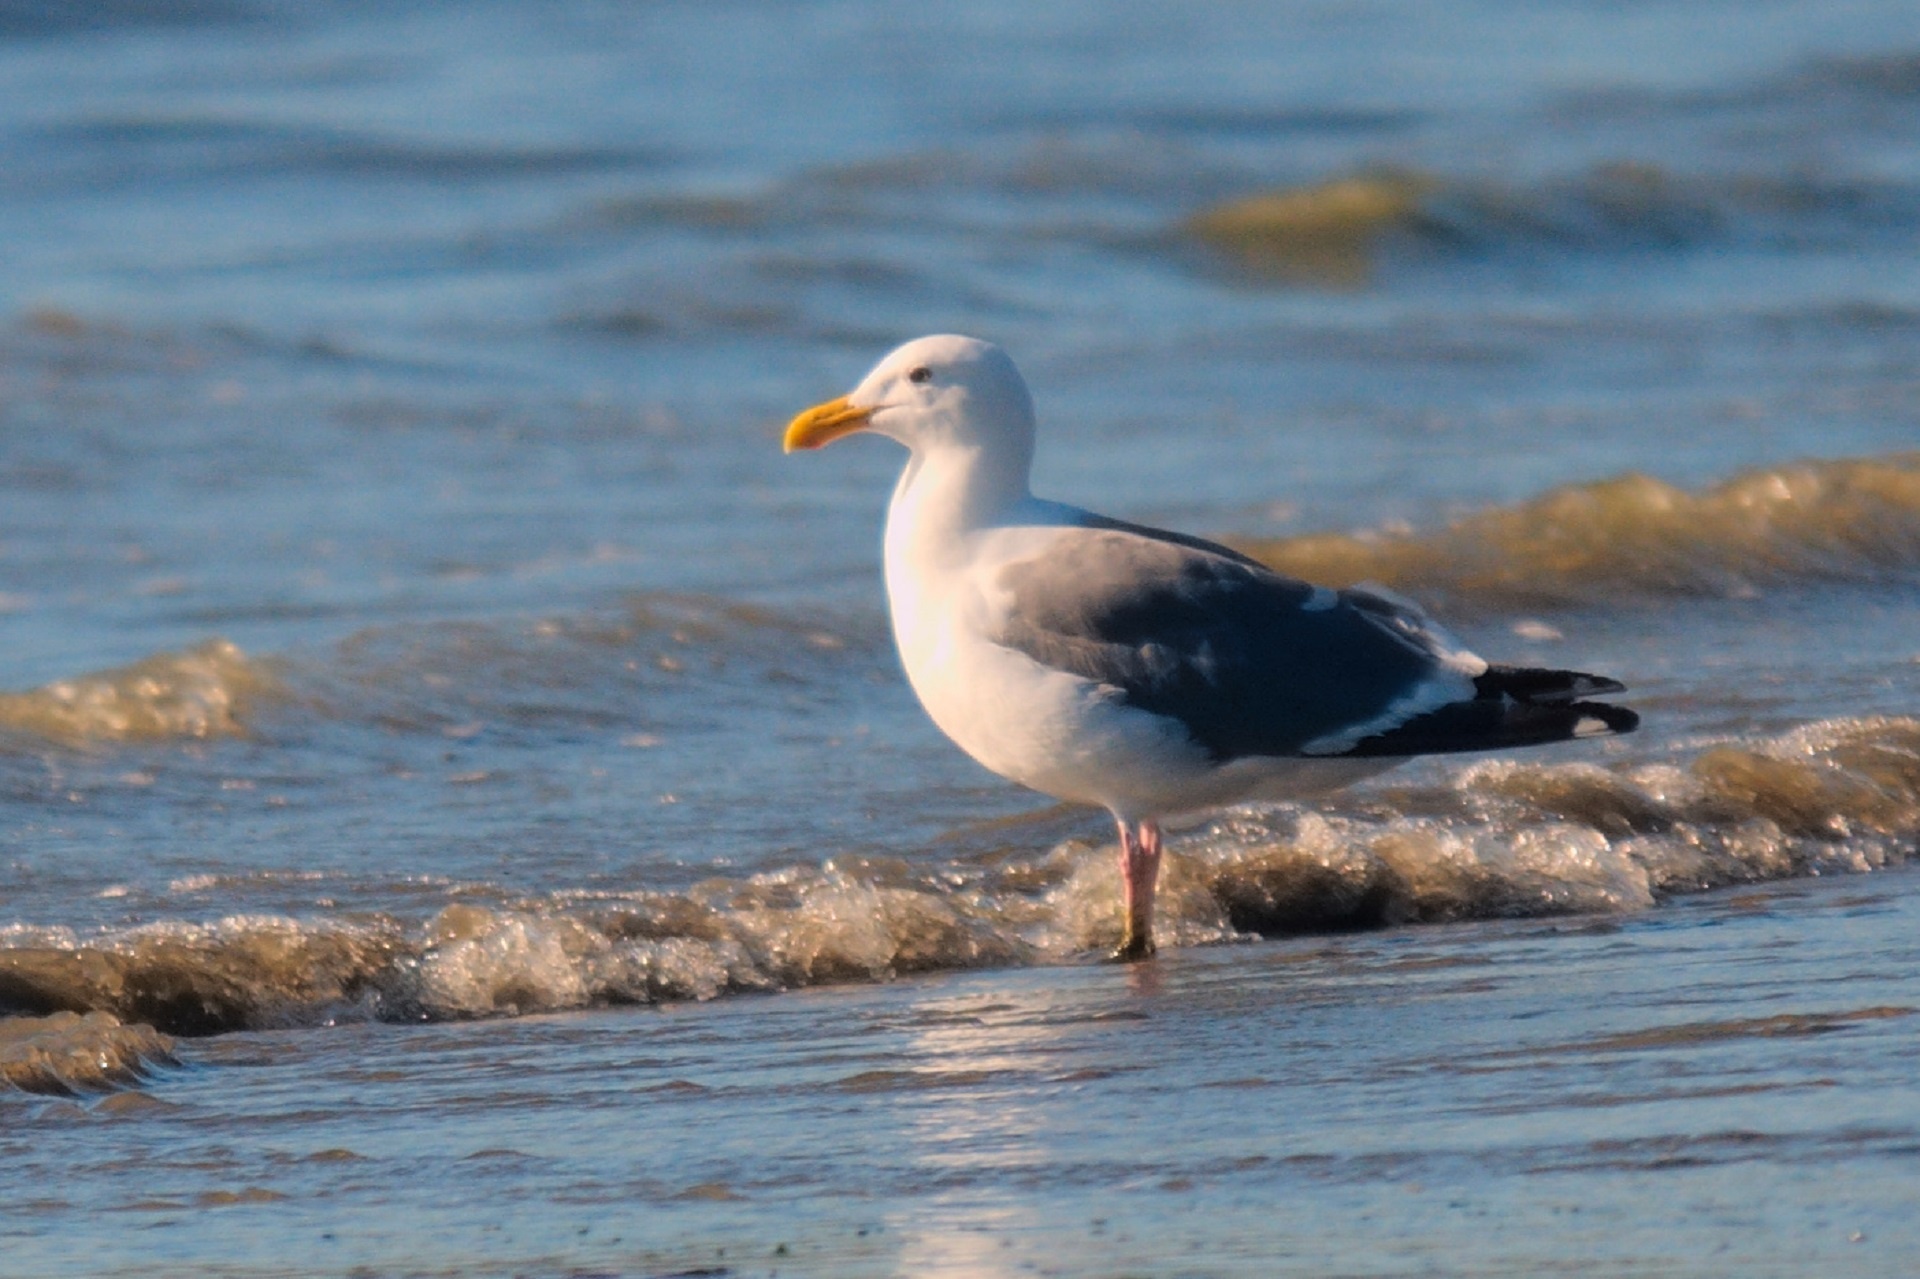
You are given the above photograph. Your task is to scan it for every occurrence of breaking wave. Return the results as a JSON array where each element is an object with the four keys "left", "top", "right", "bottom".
[
  {"left": 1235, "top": 453, "right": 1920, "bottom": 610},
  {"left": 1184, "top": 162, "right": 1920, "bottom": 283},
  {"left": 2, "top": 450, "right": 1910, "bottom": 751},
  {"left": 0, "top": 639, "right": 275, "bottom": 746},
  {"left": 0, "top": 596, "right": 814, "bottom": 752},
  {"left": 0, "top": 1012, "right": 177, "bottom": 1096},
  {"left": 2, "top": 715, "right": 1915, "bottom": 1037},
  {"left": 1184, "top": 171, "right": 1435, "bottom": 285}
]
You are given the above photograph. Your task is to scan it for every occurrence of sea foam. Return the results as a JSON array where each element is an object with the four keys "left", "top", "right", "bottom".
[{"left": 1, "top": 715, "right": 1913, "bottom": 1037}]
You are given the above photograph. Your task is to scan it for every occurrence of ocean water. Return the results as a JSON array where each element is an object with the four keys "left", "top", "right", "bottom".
[{"left": 4, "top": 1, "right": 1920, "bottom": 1275}]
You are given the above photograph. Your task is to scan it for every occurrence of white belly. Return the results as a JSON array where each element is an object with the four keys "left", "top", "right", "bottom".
[
  {"left": 892, "top": 587, "right": 1397, "bottom": 820},
  {"left": 880, "top": 489, "right": 1395, "bottom": 822}
]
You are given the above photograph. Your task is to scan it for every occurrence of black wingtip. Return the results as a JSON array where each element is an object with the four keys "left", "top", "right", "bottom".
[
  {"left": 1475, "top": 664, "right": 1627, "bottom": 703},
  {"left": 1571, "top": 701, "right": 1640, "bottom": 737},
  {"left": 1339, "top": 691, "right": 1639, "bottom": 758}
]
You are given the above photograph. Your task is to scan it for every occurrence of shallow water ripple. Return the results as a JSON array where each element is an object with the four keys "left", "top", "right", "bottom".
[{"left": 4, "top": 872, "right": 1918, "bottom": 1277}]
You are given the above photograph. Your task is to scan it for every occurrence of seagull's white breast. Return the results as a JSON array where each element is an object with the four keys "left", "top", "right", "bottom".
[{"left": 884, "top": 500, "right": 1215, "bottom": 816}]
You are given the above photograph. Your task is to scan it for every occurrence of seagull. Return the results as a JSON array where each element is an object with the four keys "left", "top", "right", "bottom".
[{"left": 784, "top": 335, "right": 1637, "bottom": 960}]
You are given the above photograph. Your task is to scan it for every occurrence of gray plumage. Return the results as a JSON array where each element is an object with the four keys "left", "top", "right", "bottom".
[{"left": 992, "top": 517, "right": 1636, "bottom": 761}]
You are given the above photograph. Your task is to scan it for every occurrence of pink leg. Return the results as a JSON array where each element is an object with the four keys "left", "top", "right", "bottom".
[{"left": 1114, "top": 818, "right": 1163, "bottom": 961}]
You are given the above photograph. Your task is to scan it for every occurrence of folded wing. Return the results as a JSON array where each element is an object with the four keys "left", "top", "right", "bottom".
[{"left": 989, "top": 518, "right": 1636, "bottom": 762}]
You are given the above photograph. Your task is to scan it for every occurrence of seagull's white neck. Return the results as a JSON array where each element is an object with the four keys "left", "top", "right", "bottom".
[
  {"left": 881, "top": 438, "right": 1031, "bottom": 690},
  {"left": 884, "top": 440, "right": 1033, "bottom": 570}
]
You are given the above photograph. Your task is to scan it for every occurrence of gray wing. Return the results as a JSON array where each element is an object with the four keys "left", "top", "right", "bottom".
[{"left": 992, "top": 518, "right": 1635, "bottom": 761}]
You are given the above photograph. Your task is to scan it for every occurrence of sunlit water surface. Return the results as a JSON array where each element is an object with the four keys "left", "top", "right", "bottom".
[{"left": 4, "top": 1, "right": 1920, "bottom": 1275}]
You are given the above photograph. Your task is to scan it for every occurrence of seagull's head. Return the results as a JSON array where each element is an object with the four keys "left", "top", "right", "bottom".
[{"left": 784, "top": 334, "right": 1035, "bottom": 462}]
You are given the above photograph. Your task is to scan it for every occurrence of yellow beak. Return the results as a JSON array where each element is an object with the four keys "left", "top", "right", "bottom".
[{"left": 783, "top": 395, "right": 872, "bottom": 452}]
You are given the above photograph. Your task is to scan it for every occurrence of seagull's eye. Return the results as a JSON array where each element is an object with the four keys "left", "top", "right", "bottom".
[{"left": 907, "top": 366, "right": 932, "bottom": 385}]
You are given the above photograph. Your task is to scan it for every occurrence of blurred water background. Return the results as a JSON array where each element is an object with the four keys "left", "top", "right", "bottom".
[{"left": 3, "top": 2, "right": 1920, "bottom": 1275}]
